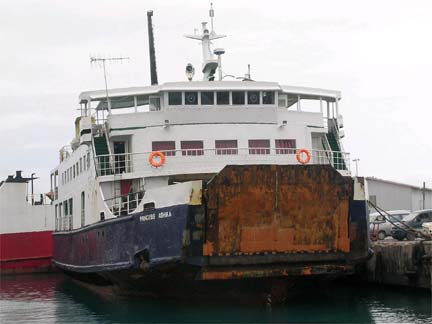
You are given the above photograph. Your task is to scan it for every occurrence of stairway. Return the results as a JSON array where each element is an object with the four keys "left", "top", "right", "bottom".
[
  {"left": 94, "top": 134, "right": 111, "bottom": 175},
  {"left": 326, "top": 130, "right": 346, "bottom": 171}
]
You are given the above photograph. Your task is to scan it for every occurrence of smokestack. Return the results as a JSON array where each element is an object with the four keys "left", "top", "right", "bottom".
[{"left": 147, "top": 10, "right": 158, "bottom": 85}]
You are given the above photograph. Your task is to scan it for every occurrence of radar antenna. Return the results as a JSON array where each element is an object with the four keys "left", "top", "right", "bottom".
[
  {"left": 184, "top": 3, "right": 226, "bottom": 81},
  {"left": 90, "top": 55, "right": 129, "bottom": 114}
]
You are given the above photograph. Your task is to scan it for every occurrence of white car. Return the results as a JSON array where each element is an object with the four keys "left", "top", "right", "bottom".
[{"left": 369, "top": 210, "right": 410, "bottom": 240}]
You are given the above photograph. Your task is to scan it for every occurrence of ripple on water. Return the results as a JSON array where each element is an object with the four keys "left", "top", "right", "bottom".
[{"left": 0, "top": 274, "right": 431, "bottom": 323}]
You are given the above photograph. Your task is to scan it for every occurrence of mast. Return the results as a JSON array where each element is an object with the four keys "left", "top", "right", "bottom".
[
  {"left": 185, "top": 3, "right": 226, "bottom": 81},
  {"left": 147, "top": 10, "right": 158, "bottom": 85}
]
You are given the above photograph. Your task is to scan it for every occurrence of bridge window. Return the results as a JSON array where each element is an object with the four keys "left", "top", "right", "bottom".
[
  {"left": 249, "top": 139, "right": 270, "bottom": 154},
  {"left": 215, "top": 140, "right": 238, "bottom": 155},
  {"left": 185, "top": 92, "right": 198, "bottom": 105},
  {"left": 232, "top": 92, "right": 245, "bottom": 105},
  {"left": 168, "top": 92, "right": 182, "bottom": 105},
  {"left": 152, "top": 141, "right": 176, "bottom": 156},
  {"left": 181, "top": 141, "right": 204, "bottom": 156},
  {"left": 201, "top": 91, "right": 214, "bottom": 105},
  {"left": 275, "top": 139, "right": 296, "bottom": 154},
  {"left": 263, "top": 91, "right": 275, "bottom": 105},
  {"left": 247, "top": 91, "right": 260, "bottom": 105},
  {"left": 216, "top": 91, "right": 229, "bottom": 105}
]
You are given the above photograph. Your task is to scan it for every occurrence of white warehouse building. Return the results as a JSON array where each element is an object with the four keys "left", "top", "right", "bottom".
[{"left": 366, "top": 177, "right": 432, "bottom": 212}]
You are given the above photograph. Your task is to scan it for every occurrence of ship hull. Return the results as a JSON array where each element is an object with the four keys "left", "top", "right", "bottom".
[
  {"left": 53, "top": 165, "right": 370, "bottom": 301},
  {"left": 0, "top": 230, "right": 53, "bottom": 274}
]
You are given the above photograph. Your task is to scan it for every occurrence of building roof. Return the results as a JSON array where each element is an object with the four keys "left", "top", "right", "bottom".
[{"left": 366, "top": 177, "right": 432, "bottom": 191}]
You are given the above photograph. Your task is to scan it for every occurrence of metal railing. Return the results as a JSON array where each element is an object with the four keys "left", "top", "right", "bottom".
[
  {"left": 26, "top": 194, "right": 51, "bottom": 205},
  {"left": 94, "top": 148, "right": 350, "bottom": 177},
  {"left": 104, "top": 190, "right": 145, "bottom": 217}
]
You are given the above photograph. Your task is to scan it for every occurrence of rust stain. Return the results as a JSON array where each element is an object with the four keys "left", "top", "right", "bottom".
[
  {"left": 201, "top": 264, "right": 352, "bottom": 280},
  {"left": 204, "top": 165, "right": 353, "bottom": 256}
]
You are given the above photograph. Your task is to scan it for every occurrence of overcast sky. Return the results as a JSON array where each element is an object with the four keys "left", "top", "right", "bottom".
[{"left": 1, "top": 0, "right": 431, "bottom": 192}]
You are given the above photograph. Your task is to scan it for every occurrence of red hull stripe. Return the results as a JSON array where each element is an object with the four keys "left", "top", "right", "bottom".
[
  {"left": 1, "top": 257, "right": 52, "bottom": 274},
  {"left": 0, "top": 231, "right": 53, "bottom": 262}
]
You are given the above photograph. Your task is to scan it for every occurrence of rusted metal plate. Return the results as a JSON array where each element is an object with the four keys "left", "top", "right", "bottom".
[
  {"left": 203, "top": 165, "right": 353, "bottom": 257},
  {"left": 201, "top": 263, "right": 354, "bottom": 280}
]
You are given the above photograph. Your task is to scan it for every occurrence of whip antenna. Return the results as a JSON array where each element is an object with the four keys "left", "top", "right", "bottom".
[{"left": 90, "top": 55, "right": 130, "bottom": 114}]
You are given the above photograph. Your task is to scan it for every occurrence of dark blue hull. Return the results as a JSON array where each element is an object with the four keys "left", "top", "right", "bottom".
[{"left": 53, "top": 204, "right": 194, "bottom": 273}]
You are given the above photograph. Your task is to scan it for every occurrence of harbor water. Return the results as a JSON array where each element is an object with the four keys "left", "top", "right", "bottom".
[{"left": 0, "top": 274, "right": 430, "bottom": 323}]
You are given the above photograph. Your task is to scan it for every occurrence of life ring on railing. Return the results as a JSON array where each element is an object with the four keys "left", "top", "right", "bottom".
[
  {"left": 148, "top": 151, "right": 166, "bottom": 168},
  {"left": 296, "top": 148, "right": 311, "bottom": 165}
]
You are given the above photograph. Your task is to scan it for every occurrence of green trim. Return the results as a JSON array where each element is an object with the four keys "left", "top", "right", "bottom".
[{"left": 110, "top": 126, "right": 147, "bottom": 132}]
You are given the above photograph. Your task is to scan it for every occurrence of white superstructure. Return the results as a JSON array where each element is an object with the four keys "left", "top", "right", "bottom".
[{"left": 50, "top": 7, "right": 349, "bottom": 234}]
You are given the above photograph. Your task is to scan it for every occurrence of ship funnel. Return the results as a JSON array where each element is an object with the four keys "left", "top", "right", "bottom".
[
  {"left": 15, "top": 170, "right": 23, "bottom": 180},
  {"left": 147, "top": 10, "right": 159, "bottom": 85}
]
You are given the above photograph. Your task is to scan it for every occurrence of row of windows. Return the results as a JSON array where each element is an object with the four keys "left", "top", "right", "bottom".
[
  {"left": 152, "top": 139, "right": 296, "bottom": 155},
  {"left": 168, "top": 91, "right": 275, "bottom": 106},
  {"left": 61, "top": 152, "right": 90, "bottom": 185},
  {"left": 54, "top": 192, "right": 86, "bottom": 231}
]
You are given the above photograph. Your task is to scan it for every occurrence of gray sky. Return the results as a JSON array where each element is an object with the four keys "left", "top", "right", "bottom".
[{"left": 1, "top": 0, "right": 431, "bottom": 193}]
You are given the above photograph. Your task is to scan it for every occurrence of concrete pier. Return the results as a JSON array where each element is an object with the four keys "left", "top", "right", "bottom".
[{"left": 366, "top": 240, "right": 431, "bottom": 290}]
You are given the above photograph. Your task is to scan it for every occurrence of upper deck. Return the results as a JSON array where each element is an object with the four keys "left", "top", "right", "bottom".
[{"left": 78, "top": 81, "right": 341, "bottom": 118}]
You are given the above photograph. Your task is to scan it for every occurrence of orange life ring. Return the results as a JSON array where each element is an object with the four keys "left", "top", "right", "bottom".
[
  {"left": 148, "top": 151, "right": 166, "bottom": 168},
  {"left": 296, "top": 148, "right": 311, "bottom": 164}
]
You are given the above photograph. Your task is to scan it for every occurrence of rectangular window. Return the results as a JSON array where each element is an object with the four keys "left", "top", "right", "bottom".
[
  {"left": 87, "top": 152, "right": 90, "bottom": 169},
  {"left": 69, "top": 198, "right": 73, "bottom": 215},
  {"left": 64, "top": 200, "right": 68, "bottom": 215},
  {"left": 80, "top": 158, "right": 83, "bottom": 173},
  {"left": 168, "top": 92, "right": 182, "bottom": 105},
  {"left": 232, "top": 91, "right": 245, "bottom": 105},
  {"left": 247, "top": 91, "right": 260, "bottom": 105},
  {"left": 59, "top": 203, "right": 62, "bottom": 231},
  {"left": 81, "top": 192, "right": 85, "bottom": 227},
  {"left": 181, "top": 141, "right": 204, "bottom": 156},
  {"left": 249, "top": 139, "right": 270, "bottom": 154},
  {"left": 73, "top": 165, "right": 76, "bottom": 178},
  {"left": 69, "top": 198, "right": 73, "bottom": 230},
  {"left": 263, "top": 91, "right": 275, "bottom": 104},
  {"left": 184, "top": 92, "right": 198, "bottom": 105},
  {"left": 216, "top": 91, "right": 230, "bottom": 105},
  {"left": 55, "top": 204, "right": 58, "bottom": 231},
  {"left": 152, "top": 141, "right": 176, "bottom": 156},
  {"left": 215, "top": 140, "right": 238, "bottom": 155},
  {"left": 275, "top": 139, "right": 296, "bottom": 154},
  {"left": 76, "top": 162, "right": 79, "bottom": 176},
  {"left": 83, "top": 156, "right": 86, "bottom": 170},
  {"left": 201, "top": 91, "right": 214, "bottom": 105}
]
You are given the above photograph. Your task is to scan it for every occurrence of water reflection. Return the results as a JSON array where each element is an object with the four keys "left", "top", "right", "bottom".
[{"left": 1, "top": 274, "right": 431, "bottom": 323}]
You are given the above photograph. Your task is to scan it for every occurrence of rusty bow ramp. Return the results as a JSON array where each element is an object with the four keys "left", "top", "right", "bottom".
[{"left": 201, "top": 164, "right": 358, "bottom": 280}]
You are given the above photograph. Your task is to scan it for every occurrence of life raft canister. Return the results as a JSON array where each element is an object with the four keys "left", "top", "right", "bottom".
[
  {"left": 296, "top": 148, "right": 311, "bottom": 165},
  {"left": 148, "top": 151, "right": 166, "bottom": 167}
]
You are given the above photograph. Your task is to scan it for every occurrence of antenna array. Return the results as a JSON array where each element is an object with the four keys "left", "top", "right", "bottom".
[{"left": 89, "top": 55, "right": 130, "bottom": 113}]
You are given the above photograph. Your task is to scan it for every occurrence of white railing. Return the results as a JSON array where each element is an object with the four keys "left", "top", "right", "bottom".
[
  {"left": 104, "top": 190, "right": 145, "bottom": 217},
  {"left": 95, "top": 148, "right": 350, "bottom": 178}
]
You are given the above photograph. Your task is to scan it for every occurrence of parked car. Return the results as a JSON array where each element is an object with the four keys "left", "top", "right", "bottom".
[
  {"left": 369, "top": 210, "right": 410, "bottom": 240},
  {"left": 391, "top": 209, "right": 432, "bottom": 241}
]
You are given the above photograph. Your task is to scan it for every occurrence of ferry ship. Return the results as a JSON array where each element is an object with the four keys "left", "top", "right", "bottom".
[
  {"left": 0, "top": 171, "right": 54, "bottom": 274},
  {"left": 51, "top": 7, "right": 370, "bottom": 300}
]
